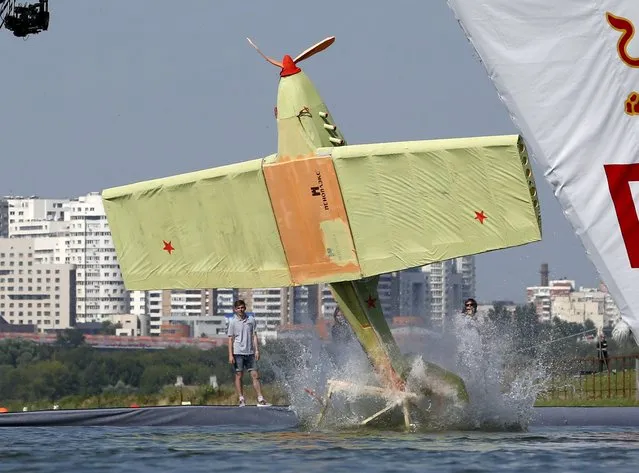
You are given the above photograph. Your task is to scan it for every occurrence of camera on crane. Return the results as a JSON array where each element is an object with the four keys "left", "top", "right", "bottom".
[{"left": 2, "top": 0, "right": 49, "bottom": 37}]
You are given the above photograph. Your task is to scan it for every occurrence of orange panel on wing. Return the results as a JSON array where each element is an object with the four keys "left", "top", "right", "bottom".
[{"left": 263, "top": 156, "right": 361, "bottom": 284}]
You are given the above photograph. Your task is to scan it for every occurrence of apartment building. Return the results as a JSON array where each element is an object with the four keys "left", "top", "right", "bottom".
[
  {"left": 3, "top": 194, "right": 129, "bottom": 323},
  {"left": 66, "top": 193, "right": 129, "bottom": 322},
  {"left": 529, "top": 280, "right": 620, "bottom": 330},
  {"left": 130, "top": 288, "right": 230, "bottom": 337},
  {"left": 524, "top": 264, "right": 621, "bottom": 330},
  {"left": 392, "top": 267, "right": 430, "bottom": 321},
  {"left": 0, "top": 238, "right": 76, "bottom": 331},
  {"left": 250, "top": 287, "right": 285, "bottom": 336},
  {"left": 422, "top": 256, "right": 476, "bottom": 329},
  {"left": 526, "top": 279, "right": 575, "bottom": 322},
  {"left": 0, "top": 198, "right": 8, "bottom": 237}
]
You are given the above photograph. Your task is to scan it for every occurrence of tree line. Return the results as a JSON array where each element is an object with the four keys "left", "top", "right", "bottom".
[
  {"left": 482, "top": 302, "right": 637, "bottom": 360},
  {"left": 0, "top": 330, "right": 278, "bottom": 404},
  {"left": 0, "top": 303, "right": 637, "bottom": 406}
]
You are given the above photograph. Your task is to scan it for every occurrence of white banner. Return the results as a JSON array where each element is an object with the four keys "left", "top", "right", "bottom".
[{"left": 447, "top": 0, "right": 639, "bottom": 341}]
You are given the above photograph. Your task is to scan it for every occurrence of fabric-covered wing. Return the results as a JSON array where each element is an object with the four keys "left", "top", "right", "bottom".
[
  {"left": 102, "top": 156, "right": 293, "bottom": 290},
  {"left": 320, "top": 134, "right": 541, "bottom": 277},
  {"left": 103, "top": 135, "right": 540, "bottom": 291}
]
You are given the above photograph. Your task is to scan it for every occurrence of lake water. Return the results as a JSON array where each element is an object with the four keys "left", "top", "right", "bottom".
[{"left": 1, "top": 425, "right": 639, "bottom": 473}]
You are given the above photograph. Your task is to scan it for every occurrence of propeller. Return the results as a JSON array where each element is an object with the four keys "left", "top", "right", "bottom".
[
  {"left": 294, "top": 36, "right": 336, "bottom": 63},
  {"left": 247, "top": 36, "right": 336, "bottom": 76},
  {"left": 246, "top": 37, "right": 283, "bottom": 68}
]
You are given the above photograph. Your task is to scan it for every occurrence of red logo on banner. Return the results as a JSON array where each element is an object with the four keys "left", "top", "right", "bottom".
[
  {"left": 626, "top": 91, "right": 639, "bottom": 115},
  {"left": 607, "top": 12, "right": 639, "bottom": 67},
  {"left": 606, "top": 13, "right": 639, "bottom": 114},
  {"left": 604, "top": 163, "right": 639, "bottom": 268}
]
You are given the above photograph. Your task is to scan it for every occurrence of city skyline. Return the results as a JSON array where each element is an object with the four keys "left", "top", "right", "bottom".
[{"left": 0, "top": 1, "right": 601, "bottom": 303}]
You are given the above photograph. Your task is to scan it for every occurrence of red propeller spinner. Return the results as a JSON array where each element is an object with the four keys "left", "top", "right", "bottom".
[{"left": 247, "top": 36, "right": 336, "bottom": 77}]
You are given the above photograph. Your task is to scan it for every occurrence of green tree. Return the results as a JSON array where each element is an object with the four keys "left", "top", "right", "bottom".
[
  {"left": 139, "top": 365, "right": 176, "bottom": 394},
  {"left": 77, "top": 359, "right": 108, "bottom": 396},
  {"left": 99, "top": 321, "right": 118, "bottom": 335},
  {"left": 29, "top": 361, "right": 78, "bottom": 402},
  {"left": 0, "top": 339, "right": 44, "bottom": 367},
  {"left": 55, "top": 329, "right": 86, "bottom": 348}
]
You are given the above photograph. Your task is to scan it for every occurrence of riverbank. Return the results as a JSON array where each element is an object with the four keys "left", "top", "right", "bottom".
[{"left": 1, "top": 384, "right": 290, "bottom": 413}]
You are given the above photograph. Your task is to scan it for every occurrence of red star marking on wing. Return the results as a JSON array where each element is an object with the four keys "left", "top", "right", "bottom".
[
  {"left": 366, "top": 295, "right": 377, "bottom": 309},
  {"left": 163, "top": 240, "right": 175, "bottom": 254},
  {"left": 474, "top": 210, "right": 487, "bottom": 224}
]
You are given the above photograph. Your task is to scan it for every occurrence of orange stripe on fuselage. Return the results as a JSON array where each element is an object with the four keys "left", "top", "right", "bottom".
[{"left": 263, "top": 156, "right": 361, "bottom": 284}]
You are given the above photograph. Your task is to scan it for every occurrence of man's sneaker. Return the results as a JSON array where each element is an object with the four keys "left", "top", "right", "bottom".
[
  {"left": 257, "top": 398, "right": 272, "bottom": 407},
  {"left": 238, "top": 398, "right": 246, "bottom": 407}
]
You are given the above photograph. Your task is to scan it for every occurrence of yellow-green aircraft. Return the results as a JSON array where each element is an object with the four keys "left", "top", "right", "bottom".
[{"left": 101, "top": 36, "right": 541, "bottom": 424}]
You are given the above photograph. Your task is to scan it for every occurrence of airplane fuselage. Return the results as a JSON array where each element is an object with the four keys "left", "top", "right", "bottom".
[
  {"left": 269, "top": 68, "right": 410, "bottom": 390},
  {"left": 275, "top": 71, "right": 346, "bottom": 160}
]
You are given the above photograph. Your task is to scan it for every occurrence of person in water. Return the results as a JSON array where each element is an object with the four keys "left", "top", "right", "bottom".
[
  {"left": 331, "top": 306, "right": 353, "bottom": 343},
  {"left": 463, "top": 298, "right": 478, "bottom": 318},
  {"left": 452, "top": 297, "right": 484, "bottom": 377},
  {"left": 227, "top": 299, "right": 271, "bottom": 407}
]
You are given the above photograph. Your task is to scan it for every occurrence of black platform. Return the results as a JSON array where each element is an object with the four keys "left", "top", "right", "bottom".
[
  {"left": 531, "top": 407, "right": 639, "bottom": 427},
  {"left": 1, "top": 405, "right": 639, "bottom": 428},
  {"left": 0, "top": 405, "right": 298, "bottom": 428}
]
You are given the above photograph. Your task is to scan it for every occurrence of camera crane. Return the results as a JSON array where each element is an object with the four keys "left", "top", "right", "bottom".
[{"left": 1, "top": 0, "right": 49, "bottom": 37}]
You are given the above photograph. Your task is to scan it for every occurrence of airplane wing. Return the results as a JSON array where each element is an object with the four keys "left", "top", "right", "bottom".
[
  {"left": 323, "top": 134, "right": 541, "bottom": 277},
  {"left": 103, "top": 135, "right": 540, "bottom": 290},
  {"left": 102, "top": 156, "right": 294, "bottom": 290}
]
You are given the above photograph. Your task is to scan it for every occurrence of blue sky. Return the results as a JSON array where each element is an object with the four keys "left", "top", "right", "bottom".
[{"left": 0, "top": 1, "right": 601, "bottom": 302}]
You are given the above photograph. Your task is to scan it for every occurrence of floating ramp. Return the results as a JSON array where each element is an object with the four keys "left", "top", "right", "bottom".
[{"left": 1, "top": 406, "right": 639, "bottom": 428}]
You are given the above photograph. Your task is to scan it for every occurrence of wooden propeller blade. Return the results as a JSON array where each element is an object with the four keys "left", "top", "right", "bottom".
[
  {"left": 294, "top": 36, "right": 335, "bottom": 64},
  {"left": 247, "top": 37, "right": 283, "bottom": 68}
]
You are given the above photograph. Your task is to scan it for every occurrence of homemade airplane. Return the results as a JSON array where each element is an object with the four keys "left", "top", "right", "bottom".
[{"left": 101, "top": 36, "right": 542, "bottom": 429}]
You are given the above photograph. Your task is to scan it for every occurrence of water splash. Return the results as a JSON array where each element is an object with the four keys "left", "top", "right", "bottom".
[
  {"left": 431, "top": 314, "right": 550, "bottom": 430},
  {"left": 265, "top": 314, "right": 551, "bottom": 432}
]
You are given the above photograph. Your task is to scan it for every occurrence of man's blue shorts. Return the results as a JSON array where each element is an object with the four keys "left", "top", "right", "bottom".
[{"left": 233, "top": 354, "right": 257, "bottom": 372}]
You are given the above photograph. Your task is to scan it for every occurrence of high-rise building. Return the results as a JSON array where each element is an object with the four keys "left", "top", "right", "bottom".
[
  {"left": 4, "top": 197, "right": 70, "bottom": 267},
  {"left": 6, "top": 197, "right": 67, "bottom": 232},
  {"left": 282, "top": 285, "right": 319, "bottom": 325},
  {"left": 213, "top": 288, "right": 239, "bottom": 315},
  {"left": 422, "top": 256, "right": 476, "bottom": 330},
  {"left": 250, "top": 287, "right": 285, "bottom": 336},
  {"left": 0, "top": 198, "right": 8, "bottom": 238},
  {"left": 0, "top": 238, "right": 76, "bottom": 331},
  {"left": 3, "top": 194, "right": 129, "bottom": 323},
  {"left": 392, "top": 267, "right": 430, "bottom": 321},
  {"left": 319, "top": 284, "right": 337, "bottom": 319},
  {"left": 456, "top": 256, "right": 476, "bottom": 303},
  {"left": 66, "top": 193, "right": 129, "bottom": 322}
]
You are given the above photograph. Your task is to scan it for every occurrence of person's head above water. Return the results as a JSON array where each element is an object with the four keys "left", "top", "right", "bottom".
[
  {"left": 464, "top": 298, "right": 477, "bottom": 316},
  {"left": 333, "top": 306, "right": 346, "bottom": 324}
]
